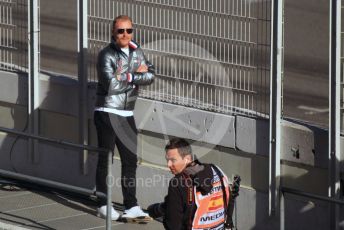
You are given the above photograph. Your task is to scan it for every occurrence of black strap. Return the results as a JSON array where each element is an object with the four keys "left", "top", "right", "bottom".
[
  {"left": 181, "top": 174, "right": 195, "bottom": 230},
  {"left": 211, "top": 164, "right": 239, "bottom": 229}
]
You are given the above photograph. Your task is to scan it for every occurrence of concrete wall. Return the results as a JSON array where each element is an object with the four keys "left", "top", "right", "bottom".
[{"left": 0, "top": 70, "right": 336, "bottom": 229}]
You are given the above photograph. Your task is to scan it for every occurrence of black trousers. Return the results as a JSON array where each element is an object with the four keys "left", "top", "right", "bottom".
[{"left": 94, "top": 111, "right": 138, "bottom": 209}]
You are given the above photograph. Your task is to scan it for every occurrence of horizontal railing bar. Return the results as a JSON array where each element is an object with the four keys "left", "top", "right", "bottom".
[
  {"left": 0, "top": 126, "right": 108, "bottom": 153},
  {"left": 282, "top": 187, "right": 344, "bottom": 205},
  {"left": 0, "top": 168, "right": 105, "bottom": 198}
]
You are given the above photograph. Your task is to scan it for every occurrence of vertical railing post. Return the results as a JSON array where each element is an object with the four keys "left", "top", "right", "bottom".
[
  {"left": 77, "top": 0, "right": 89, "bottom": 175},
  {"left": 269, "top": 0, "right": 283, "bottom": 228},
  {"left": 106, "top": 151, "right": 113, "bottom": 230},
  {"left": 329, "top": 1, "right": 341, "bottom": 229},
  {"left": 28, "top": 0, "right": 39, "bottom": 163}
]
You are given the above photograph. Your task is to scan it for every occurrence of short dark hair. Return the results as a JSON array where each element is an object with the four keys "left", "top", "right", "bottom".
[
  {"left": 165, "top": 138, "right": 193, "bottom": 159},
  {"left": 112, "top": 15, "right": 132, "bottom": 29}
]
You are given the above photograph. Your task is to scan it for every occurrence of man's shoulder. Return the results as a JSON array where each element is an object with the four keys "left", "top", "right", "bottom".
[
  {"left": 168, "top": 174, "right": 186, "bottom": 187},
  {"left": 170, "top": 174, "right": 183, "bottom": 182},
  {"left": 98, "top": 44, "right": 119, "bottom": 58},
  {"left": 100, "top": 43, "right": 117, "bottom": 53},
  {"left": 203, "top": 163, "right": 224, "bottom": 173}
]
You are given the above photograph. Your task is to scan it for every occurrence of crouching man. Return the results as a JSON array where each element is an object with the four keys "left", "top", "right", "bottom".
[{"left": 148, "top": 138, "right": 240, "bottom": 230}]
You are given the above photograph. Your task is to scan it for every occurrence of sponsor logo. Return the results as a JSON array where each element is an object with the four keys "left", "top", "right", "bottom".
[
  {"left": 208, "top": 195, "right": 223, "bottom": 211},
  {"left": 198, "top": 210, "right": 225, "bottom": 225}
]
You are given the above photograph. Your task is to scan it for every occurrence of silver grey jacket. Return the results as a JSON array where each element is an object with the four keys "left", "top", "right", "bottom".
[{"left": 95, "top": 38, "right": 155, "bottom": 111}]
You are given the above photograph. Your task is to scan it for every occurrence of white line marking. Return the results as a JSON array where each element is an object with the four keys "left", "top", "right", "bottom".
[
  {"left": 0, "top": 192, "right": 31, "bottom": 199},
  {"left": 81, "top": 222, "right": 124, "bottom": 230},
  {"left": 298, "top": 105, "right": 329, "bottom": 114},
  {"left": 4, "top": 203, "right": 56, "bottom": 213},
  {"left": 37, "top": 213, "right": 86, "bottom": 223},
  {"left": 0, "top": 221, "right": 31, "bottom": 230}
]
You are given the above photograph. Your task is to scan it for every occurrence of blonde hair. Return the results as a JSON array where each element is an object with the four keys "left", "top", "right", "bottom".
[{"left": 112, "top": 15, "right": 132, "bottom": 29}]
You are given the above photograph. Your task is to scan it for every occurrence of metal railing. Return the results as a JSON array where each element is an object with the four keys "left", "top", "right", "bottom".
[
  {"left": 0, "top": 126, "right": 114, "bottom": 230},
  {"left": 1, "top": 0, "right": 271, "bottom": 117},
  {"left": 0, "top": 0, "right": 30, "bottom": 72},
  {"left": 282, "top": 187, "right": 344, "bottom": 205},
  {"left": 88, "top": 0, "right": 271, "bottom": 118},
  {"left": 281, "top": 186, "right": 344, "bottom": 230},
  {"left": 341, "top": 1, "right": 344, "bottom": 134}
]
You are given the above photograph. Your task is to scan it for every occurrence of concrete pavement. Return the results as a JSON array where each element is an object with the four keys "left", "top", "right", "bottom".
[{"left": 0, "top": 183, "right": 164, "bottom": 230}]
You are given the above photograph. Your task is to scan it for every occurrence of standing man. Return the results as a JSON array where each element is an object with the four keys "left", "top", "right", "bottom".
[
  {"left": 147, "top": 138, "right": 240, "bottom": 230},
  {"left": 94, "top": 15, "right": 154, "bottom": 221}
]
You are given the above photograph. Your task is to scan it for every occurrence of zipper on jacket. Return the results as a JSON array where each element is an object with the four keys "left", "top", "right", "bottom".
[
  {"left": 123, "top": 50, "right": 134, "bottom": 110},
  {"left": 124, "top": 92, "right": 127, "bottom": 110}
]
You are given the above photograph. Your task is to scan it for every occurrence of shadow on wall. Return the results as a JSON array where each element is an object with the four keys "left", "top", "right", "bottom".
[
  {"left": 250, "top": 121, "right": 333, "bottom": 229},
  {"left": 249, "top": 174, "right": 331, "bottom": 230},
  {"left": 0, "top": 72, "right": 29, "bottom": 173},
  {"left": 0, "top": 71, "right": 98, "bottom": 190}
]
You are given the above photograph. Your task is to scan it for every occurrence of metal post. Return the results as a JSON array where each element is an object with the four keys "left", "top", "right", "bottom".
[
  {"left": 28, "top": 0, "right": 39, "bottom": 163},
  {"left": 0, "top": 168, "right": 95, "bottom": 196},
  {"left": 282, "top": 187, "right": 344, "bottom": 205},
  {"left": 77, "top": 0, "right": 89, "bottom": 175},
  {"left": 105, "top": 151, "right": 113, "bottom": 230},
  {"left": 329, "top": 1, "right": 341, "bottom": 229},
  {"left": 0, "top": 126, "right": 112, "bottom": 227},
  {"left": 0, "top": 126, "right": 110, "bottom": 200},
  {"left": 269, "top": 0, "right": 283, "bottom": 225}
]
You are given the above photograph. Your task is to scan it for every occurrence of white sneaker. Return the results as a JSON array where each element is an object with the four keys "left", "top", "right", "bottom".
[
  {"left": 97, "top": 205, "right": 120, "bottom": 221},
  {"left": 121, "top": 206, "right": 150, "bottom": 219}
]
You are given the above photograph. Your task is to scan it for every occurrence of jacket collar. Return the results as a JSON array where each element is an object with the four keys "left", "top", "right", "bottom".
[
  {"left": 181, "top": 161, "right": 213, "bottom": 195},
  {"left": 110, "top": 37, "right": 139, "bottom": 53}
]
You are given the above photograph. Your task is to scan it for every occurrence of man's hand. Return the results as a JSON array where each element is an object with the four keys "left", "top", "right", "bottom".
[
  {"left": 225, "top": 222, "right": 235, "bottom": 230},
  {"left": 136, "top": 64, "right": 148, "bottom": 73},
  {"left": 116, "top": 73, "right": 127, "bottom": 81}
]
